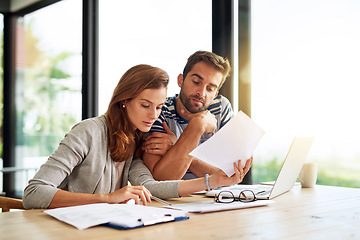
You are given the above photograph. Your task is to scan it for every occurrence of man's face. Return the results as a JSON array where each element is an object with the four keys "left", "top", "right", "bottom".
[{"left": 178, "top": 61, "right": 223, "bottom": 113}]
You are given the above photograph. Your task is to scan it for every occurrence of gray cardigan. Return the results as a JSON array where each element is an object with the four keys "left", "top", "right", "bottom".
[{"left": 23, "top": 115, "right": 180, "bottom": 209}]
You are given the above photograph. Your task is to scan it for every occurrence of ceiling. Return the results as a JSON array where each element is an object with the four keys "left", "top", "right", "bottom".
[{"left": 0, "top": 0, "right": 42, "bottom": 13}]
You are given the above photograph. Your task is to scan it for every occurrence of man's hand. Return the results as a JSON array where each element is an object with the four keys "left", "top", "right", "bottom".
[
  {"left": 142, "top": 122, "right": 177, "bottom": 156},
  {"left": 181, "top": 109, "right": 217, "bottom": 134},
  {"left": 142, "top": 108, "right": 217, "bottom": 181}
]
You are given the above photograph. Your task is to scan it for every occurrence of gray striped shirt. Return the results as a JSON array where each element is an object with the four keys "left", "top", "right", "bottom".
[{"left": 149, "top": 94, "right": 234, "bottom": 179}]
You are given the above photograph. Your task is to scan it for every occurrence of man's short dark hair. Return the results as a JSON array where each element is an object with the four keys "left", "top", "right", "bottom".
[{"left": 183, "top": 51, "right": 231, "bottom": 90}]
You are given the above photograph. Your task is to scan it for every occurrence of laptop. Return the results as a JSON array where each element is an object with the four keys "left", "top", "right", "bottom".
[{"left": 205, "top": 136, "right": 314, "bottom": 200}]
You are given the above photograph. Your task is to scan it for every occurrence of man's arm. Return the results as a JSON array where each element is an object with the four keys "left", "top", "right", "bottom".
[
  {"left": 142, "top": 122, "right": 178, "bottom": 157},
  {"left": 142, "top": 123, "right": 220, "bottom": 178},
  {"left": 142, "top": 110, "right": 216, "bottom": 180},
  {"left": 187, "top": 95, "right": 235, "bottom": 177}
]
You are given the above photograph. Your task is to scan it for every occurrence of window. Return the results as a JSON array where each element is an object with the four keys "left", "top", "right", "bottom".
[
  {"left": 251, "top": 0, "right": 360, "bottom": 187},
  {"left": 98, "top": 0, "right": 212, "bottom": 114},
  {"left": 13, "top": 0, "right": 82, "bottom": 195},
  {"left": 0, "top": 13, "right": 3, "bottom": 193}
]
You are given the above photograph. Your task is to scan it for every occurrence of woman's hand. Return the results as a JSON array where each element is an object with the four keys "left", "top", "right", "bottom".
[
  {"left": 105, "top": 185, "right": 152, "bottom": 206},
  {"left": 210, "top": 157, "right": 253, "bottom": 188}
]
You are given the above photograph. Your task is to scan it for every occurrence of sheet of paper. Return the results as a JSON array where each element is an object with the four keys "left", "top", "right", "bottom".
[
  {"left": 165, "top": 200, "right": 272, "bottom": 213},
  {"left": 189, "top": 111, "right": 265, "bottom": 177},
  {"left": 44, "top": 203, "right": 186, "bottom": 230}
]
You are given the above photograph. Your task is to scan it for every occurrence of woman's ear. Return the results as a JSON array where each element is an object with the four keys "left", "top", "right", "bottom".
[{"left": 122, "top": 100, "right": 127, "bottom": 108}]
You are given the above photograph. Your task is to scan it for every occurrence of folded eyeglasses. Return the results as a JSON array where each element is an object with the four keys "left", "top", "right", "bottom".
[{"left": 214, "top": 190, "right": 257, "bottom": 203}]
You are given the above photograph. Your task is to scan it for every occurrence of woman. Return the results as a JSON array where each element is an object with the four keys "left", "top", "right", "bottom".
[{"left": 23, "top": 64, "right": 251, "bottom": 209}]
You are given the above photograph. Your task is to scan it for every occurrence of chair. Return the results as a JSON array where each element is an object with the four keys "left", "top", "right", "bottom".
[{"left": 0, "top": 196, "right": 25, "bottom": 212}]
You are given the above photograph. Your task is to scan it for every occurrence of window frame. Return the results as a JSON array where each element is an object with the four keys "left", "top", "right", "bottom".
[
  {"left": 1, "top": 0, "right": 99, "bottom": 197},
  {"left": 1, "top": 0, "right": 245, "bottom": 197}
]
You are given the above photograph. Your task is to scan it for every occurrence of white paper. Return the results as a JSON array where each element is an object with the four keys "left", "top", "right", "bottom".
[
  {"left": 189, "top": 111, "right": 265, "bottom": 177},
  {"left": 165, "top": 200, "right": 272, "bottom": 213},
  {"left": 44, "top": 203, "right": 186, "bottom": 230}
]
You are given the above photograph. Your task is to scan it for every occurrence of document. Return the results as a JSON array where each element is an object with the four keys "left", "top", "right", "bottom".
[
  {"left": 44, "top": 203, "right": 188, "bottom": 230},
  {"left": 165, "top": 200, "right": 273, "bottom": 213},
  {"left": 190, "top": 111, "right": 265, "bottom": 177}
]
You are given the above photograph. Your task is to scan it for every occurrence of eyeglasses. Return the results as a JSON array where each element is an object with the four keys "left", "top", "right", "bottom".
[{"left": 214, "top": 190, "right": 257, "bottom": 203}]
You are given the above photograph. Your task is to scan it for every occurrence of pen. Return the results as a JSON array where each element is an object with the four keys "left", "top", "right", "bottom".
[
  {"left": 151, "top": 195, "right": 172, "bottom": 206},
  {"left": 256, "top": 191, "right": 266, "bottom": 195},
  {"left": 241, "top": 192, "right": 248, "bottom": 200}
]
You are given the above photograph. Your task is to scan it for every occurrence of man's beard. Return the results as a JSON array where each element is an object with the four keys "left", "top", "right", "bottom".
[{"left": 179, "top": 89, "right": 207, "bottom": 113}]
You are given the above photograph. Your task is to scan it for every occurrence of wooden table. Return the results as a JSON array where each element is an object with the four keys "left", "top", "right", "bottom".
[{"left": 1, "top": 185, "right": 360, "bottom": 239}]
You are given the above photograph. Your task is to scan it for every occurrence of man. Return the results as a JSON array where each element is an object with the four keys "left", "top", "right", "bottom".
[{"left": 142, "top": 51, "right": 252, "bottom": 181}]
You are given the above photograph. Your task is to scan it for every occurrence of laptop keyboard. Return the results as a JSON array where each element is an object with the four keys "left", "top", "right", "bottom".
[
  {"left": 209, "top": 184, "right": 273, "bottom": 197},
  {"left": 233, "top": 185, "right": 272, "bottom": 195},
  {"left": 251, "top": 185, "right": 273, "bottom": 195}
]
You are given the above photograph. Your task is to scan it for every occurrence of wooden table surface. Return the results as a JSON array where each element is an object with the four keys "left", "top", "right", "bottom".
[{"left": 1, "top": 185, "right": 360, "bottom": 240}]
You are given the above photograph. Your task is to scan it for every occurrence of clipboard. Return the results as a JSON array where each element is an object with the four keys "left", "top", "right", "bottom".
[
  {"left": 104, "top": 214, "right": 189, "bottom": 230},
  {"left": 44, "top": 203, "right": 188, "bottom": 230}
]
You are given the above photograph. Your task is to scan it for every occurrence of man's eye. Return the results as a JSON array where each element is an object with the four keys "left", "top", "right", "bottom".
[
  {"left": 193, "top": 80, "right": 200, "bottom": 85},
  {"left": 141, "top": 105, "right": 150, "bottom": 108},
  {"left": 207, "top": 87, "right": 215, "bottom": 92}
]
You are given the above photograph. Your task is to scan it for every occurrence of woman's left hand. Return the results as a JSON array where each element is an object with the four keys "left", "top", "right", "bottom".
[
  {"left": 210, "top": 157, "right": 253, "bottom": 188},
  {"left": 142, "top": 122, "right": 177, "bottom": 156}
]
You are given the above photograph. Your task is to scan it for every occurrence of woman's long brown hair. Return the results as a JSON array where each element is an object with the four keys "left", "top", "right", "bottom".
[{"left": 105, "top": 64, "right": 169, "bottom": 162}]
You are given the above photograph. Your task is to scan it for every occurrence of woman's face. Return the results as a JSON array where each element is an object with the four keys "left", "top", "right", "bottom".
[{"left": 125, "top": 87, "right": 167, "bottom": 132}]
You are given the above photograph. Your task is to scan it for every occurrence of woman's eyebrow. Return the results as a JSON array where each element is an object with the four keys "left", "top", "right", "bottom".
[
  {"left": 141, "top": 99, "right": 165, "bottom": 105},
  {"left": 140, "top": 99, "right": 153, "bottom": 103}
]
